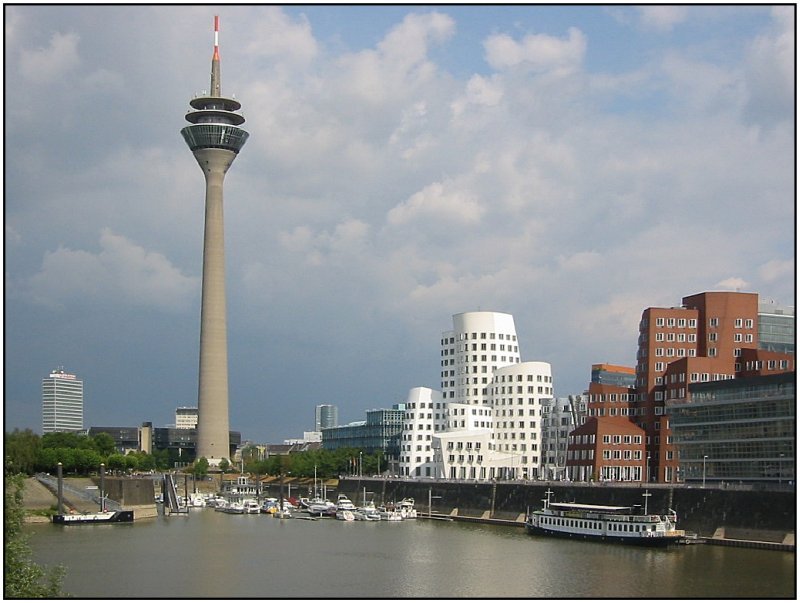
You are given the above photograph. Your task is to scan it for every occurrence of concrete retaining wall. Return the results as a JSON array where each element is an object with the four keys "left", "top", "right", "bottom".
[{"left": 334, "top": 478, "right": 795, "bottom": 537}]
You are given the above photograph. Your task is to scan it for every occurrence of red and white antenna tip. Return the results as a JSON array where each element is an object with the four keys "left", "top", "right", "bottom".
[{"left": 213, "top": 15, "right": 220, "bottom": 60}]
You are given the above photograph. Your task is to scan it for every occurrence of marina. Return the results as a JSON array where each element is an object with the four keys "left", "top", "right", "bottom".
[{"left": 29, "top": 505, "right": 794, "bottom": 598}]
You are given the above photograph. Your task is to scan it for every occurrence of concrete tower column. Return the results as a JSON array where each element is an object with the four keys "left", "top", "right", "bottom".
[{"left": 195, "top": 149, "right": 235, "bottom": 464}]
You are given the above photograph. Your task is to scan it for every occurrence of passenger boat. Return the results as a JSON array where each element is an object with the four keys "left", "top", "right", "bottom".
[
  {"left": 53, "top": 510, "right": 134, "bottom": 524},
  {"left": 525, "top": 490, "right": 684, "bottom": 546}
]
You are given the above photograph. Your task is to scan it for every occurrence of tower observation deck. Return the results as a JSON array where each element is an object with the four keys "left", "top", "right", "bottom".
[{"left": 181, "top": 16, "right": 248, "bottom": 466}]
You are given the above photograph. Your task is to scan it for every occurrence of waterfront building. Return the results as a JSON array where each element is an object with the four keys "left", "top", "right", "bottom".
[
  {"left": 668, "top": 372, "right": 795, "bottom": 485},
  {"left": 540, "top": 395, "right": 587, "bottom": 480},
  {"left": 175, "top": 407, "right": 198, "bottom": 429},
  {"left": 488, "top": 361, "right": 553, "bottom": 479},
  {"left": 315, "top": 404, "right": 338, "bottom": 430},
  {"left": 403, "top": 311, "right": 558, "bottom": 481},
  {"left": 399, "top": 388, "right": 445, "bottom": 478},
  {"left": 758, "top": 299, "right": 795, "bottom": 354},
  {"left": 181, "top": 16, "right": 249, "bottom": 466},
  {"left": 322, "top": 406, "right": 405, "bottom": 460},
  {"left": 42, "top": 368, "right": 84, "bottom": 433},
  {"left": 566, "top": 416, "right": 646, "bottom": 482}
]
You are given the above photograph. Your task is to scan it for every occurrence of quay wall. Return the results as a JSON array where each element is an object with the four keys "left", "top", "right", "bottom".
[{"left": 333, "top": 478, "right": 795, "bottom": 537}]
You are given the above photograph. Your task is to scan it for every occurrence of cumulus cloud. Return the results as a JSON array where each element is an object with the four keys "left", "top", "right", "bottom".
[
  {"left": 18, "top": 31, "right": 80, "bottom": 84},
  {"left": 27, "top": 228, "right": 198, "bottom": 311},
  {"left": 636, "top": 6, "right": 689, "bottom": 31},
  {"left": 715, "top": 277, "right": 749, "bottom": 291},
  {"left": 742, "top": 6, "right": 795, "bottom": 126},
  {"left": 483, "top": 27, "right": 586, "bottom": 73},
  {"left": 245, "top": 7, "right": 318, "bottom": 66},
  {"left": 758, "top": 259, "right": 794, "bottom": 284},
  {"left": 387, "top": 181, "right": 485, "bottom": 226}
]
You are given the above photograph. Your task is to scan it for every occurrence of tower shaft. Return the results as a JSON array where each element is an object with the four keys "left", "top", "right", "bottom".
[{"left": 195, "top": 149, "right": 236, "bottom": 463}]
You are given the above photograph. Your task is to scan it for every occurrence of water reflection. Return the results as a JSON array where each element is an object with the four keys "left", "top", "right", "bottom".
[{"left": 27, "top": 510, "right": 794, "bottom": 598}]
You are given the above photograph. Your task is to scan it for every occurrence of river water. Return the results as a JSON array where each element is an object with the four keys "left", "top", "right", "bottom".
[{"left": 27, "top": 509, "right": 794, "bottom": 599}]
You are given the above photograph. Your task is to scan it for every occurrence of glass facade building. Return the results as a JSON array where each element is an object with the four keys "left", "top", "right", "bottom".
[
  {"left": 758, "top": 303, "right": 795, "bottom": 354},
  {"left": 321, "top": 408, "right": 405, "bottom": 457},
  {"left": 668, "top": 372, "right": 795, "bottom": 485}
]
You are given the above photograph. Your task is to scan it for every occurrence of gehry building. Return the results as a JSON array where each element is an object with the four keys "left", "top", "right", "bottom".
[{"left": 400, "top": 311, "right": 555, "bottom": 480}]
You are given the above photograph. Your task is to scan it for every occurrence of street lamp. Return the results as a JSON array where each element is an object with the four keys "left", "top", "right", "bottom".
[
  {"left": 359, "top": 452, "right": 363, "bottom": 478},
  {"left": 779, "top": 453, "right": 785, "bottom": 486},
  {"left": 702, "top": 455, "right": 708, "bottom": 488},
  {"left": 646, "top": 454, "right": 650, "bottom": 483}
]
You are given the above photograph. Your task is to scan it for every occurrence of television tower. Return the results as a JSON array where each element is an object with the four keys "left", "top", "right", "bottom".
[{"left": 181, "top": 16, "right": 249, "bottom": 466}]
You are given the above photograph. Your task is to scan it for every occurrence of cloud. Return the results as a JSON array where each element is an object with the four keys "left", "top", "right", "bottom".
[
  {"left": 387, "top": 181, "right": 485, "bottom": 226},
  {"left": 636, "top": 6, "right": 689, "bottom": 31},
  {"left": 483, "top": 27, "right": 586, "bottom": 73},
  {"left": 18, "top": 31, "right": 80, "bottom": 84},
  {"left": 758, "top": 259, "right": 794, "bottom": 284},
  {"left": 742, "top": 6, "right": 795, "bottom": 127},
  {"left": 27, "top": 228, "right": 198, "bottom": 311},
  {"left": 245, "top": 7, "right": 318, "bottom": 66},
  {"left": 714, "top": 277, "right": 749, "bottom": 291}
]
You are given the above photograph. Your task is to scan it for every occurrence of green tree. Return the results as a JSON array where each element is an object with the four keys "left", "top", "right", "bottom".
[
  {"left": 106, "top": 454, "right": 127, "bottom": 473},
  {"left": 4, "top": 430, "right": 41, "bottom": 475},
  {"left": 218, "top": 458, "right": 230, "bottom": 473},
  {"left": 90, "top": 433, "right": 117, "bottom": 457},
  {"left": 193, "top": 457, "right": 209, "bottom": 479},
  {"left": 4, "top": 472, "right": 66, "bottom": 597}
]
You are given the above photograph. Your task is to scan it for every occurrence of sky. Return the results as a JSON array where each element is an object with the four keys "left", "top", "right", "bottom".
[{"left": 5, "top": 5, "right": 795, "bottom": 443}]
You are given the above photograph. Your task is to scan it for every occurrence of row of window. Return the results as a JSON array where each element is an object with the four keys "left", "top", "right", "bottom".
[{"left": 444, "top": 332, "right": 518, "bottom": 343}]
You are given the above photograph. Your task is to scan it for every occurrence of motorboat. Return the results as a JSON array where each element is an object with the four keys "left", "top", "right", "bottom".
[
  {"left": 336, "top": 494, "right": 356, "bottom": 511},
  {"left": 357, "top": 501, "right": 382, "bottom": 521},
  {"left": 243, "top": 499, "right": 261, "bottom": 514},
  {"left": 378, "top": 506, "right": 403, "bottom": 521},
  {"left": 307, "top": 499, "right": 336, "bottom": 516},
  {"left": 397, "top": 498, "right": 418, "bottom": 519},
  {"left": 336, "top": 509, "right": 355, "bottom": 521}
]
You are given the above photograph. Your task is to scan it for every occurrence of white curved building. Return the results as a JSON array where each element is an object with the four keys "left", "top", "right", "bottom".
[
  {"left": 400, "top": 311, "right": 557, "bottom": 482},
  {"left": 399, "top": 387, "right": 445, "bottom": 478},
  {"left": 489, "top": 361, "right": 553, "bottom": 480},
  {"left": 441, "top": 311, "right": 521, "bottom": 405}
]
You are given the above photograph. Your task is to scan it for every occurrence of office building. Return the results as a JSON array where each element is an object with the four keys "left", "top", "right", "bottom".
[
  {"left": 403, "top": 311, "right": 556, "bottom": 480},
  {"left": 668, "top": 372, "right": 794, "bottom": 485},
  {"left": 42, "top": 368, "right": 84, "bottom": 433},
  {"left": 315, "top": 404, "right": 338, "bottom": 431},
  {"left": 175, "top": 407, "right": 198, "bottom": 429},
  {"left": 181, "top": 17, "right": 249, "bottom": 465},
  {"left": 322, "top": 407, "right": 405, "bottom": 459},
  {"left": 758, "top": 299, "right": 795, "bottom": 354}
]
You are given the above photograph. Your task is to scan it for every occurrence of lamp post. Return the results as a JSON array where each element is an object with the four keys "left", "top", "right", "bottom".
[
  {"left": 359, "top": 452, "right": 363, "bottom": 478},
  {"left": 702, "top": 455, "right": 708, "bottom": 488},
  {"left": 646, "top": 454, "right": 651, "bottom": 483},
  {"left": 779, "top": 453, "right": 784, "bottom": 486}
]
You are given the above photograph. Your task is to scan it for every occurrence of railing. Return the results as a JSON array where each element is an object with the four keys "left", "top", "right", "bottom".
[{"left": 36, "top": 473, "right": 122, "bottom": 511}]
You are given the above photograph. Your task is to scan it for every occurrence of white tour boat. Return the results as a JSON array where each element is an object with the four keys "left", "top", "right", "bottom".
[{"left": 525, "top": 490, "right": 684, "bottom": 547}]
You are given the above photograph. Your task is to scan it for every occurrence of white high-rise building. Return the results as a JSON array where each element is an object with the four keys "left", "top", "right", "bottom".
[
  {"left": 42, "top": 368, "right": 84, "bottom": 433},
  {"left": 399, "top": 387, "right": 445, "bottom": 478},
  {"left": 400, "top": 311, "right": 557, "bottom": 481},
  {"left": 175, "top": 407, "right": 199, "bottom": 429},
  {"left": 440, "top": 311, "right": 521, "bottom": 404},
  {"left": 489, "top": 361, "right": 553, "bottom": 480}
]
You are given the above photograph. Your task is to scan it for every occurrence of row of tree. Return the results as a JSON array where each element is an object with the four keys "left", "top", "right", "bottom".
[
  {"left": 5, "top": 429, "right": 386, "bottom": 481},
  {"left": 4, "top": 429, "right": 173, "bottom": 475}
]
